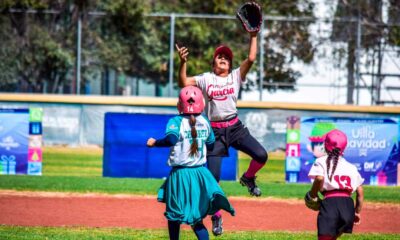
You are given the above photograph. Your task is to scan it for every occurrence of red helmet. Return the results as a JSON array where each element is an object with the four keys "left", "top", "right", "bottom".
[
  {"left": 177, "top": 86, "right": 205, "bottom": 114},
  {"left": 324, "top": 129, "right": 348, "bottom": 155}
]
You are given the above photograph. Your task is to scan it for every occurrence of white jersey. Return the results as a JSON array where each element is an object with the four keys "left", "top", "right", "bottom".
[
  {"left": 195, "top": 68, "right": 243, "bottom": 121},
  {"left": 308, "top": 155, "right": 364, "bottom": 193},
  {"left": 165, "top": 115, "right": 215, "bottom": 167}
]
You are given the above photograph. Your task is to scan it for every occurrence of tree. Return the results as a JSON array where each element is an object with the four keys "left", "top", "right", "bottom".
[
  {"left": 0, "top": 0, "right": 75, "bottom": 93},
  {"left": 1, "top": 0, "right": 317, "bottom": 95},
  {"left": 262, "top": 0, "right": 315, "bottom": 92},
  {"left": 0, "top": 0, "right": 152, "bottom": 94},
  {"left": 388, "top": 0, "right": 400, "bottom": 46},
  {"left": 330, "top": 0, "right": 396, "bottom": 104}
]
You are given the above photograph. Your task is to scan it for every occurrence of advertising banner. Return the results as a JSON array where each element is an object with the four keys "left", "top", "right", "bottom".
[
  {"left": 285, "top": 116, "right": 399, "bottom": 186},
  {"left": 103, "top": 113, "right": 238, "bottom": 180},
  {"left": 0, "top": 108, "right": 43, "bottom": 175}
]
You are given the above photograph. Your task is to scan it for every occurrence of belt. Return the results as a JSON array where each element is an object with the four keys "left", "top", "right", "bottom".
[
  {"left": 210, "top": 117, "right": 239, "bottom": 128},
  {"left": 323, "top": 190, "right": 351, "bottom": 198}
]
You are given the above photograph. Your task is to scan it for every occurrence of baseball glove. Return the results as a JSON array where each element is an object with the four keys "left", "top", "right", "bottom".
[
  {"left": 304, "top": 191, "right": 321, "bottom": 211},
  {"left": 236, "top": 1, "right": 263, "bottom": 33}
]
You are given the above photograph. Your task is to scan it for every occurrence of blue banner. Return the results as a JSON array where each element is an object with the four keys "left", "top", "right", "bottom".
[
  {"left": 286, "top": 117, "right": 399, "bottom": 186},
  {"left": 0, "top": 109, "right": 29, "bottom": 174},
  {"left": 103, "top": 113, "right": 238, "bottom": 180}
]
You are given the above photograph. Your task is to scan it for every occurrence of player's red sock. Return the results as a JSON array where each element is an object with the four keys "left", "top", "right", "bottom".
[
  {"left": 244, "top": 159, "right": 265, "bottom": 178},
  {"left": 213, "top": 210, "right": 222, "bottom": 218}
]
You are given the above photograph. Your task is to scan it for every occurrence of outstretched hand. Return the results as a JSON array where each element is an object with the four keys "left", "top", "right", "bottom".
[
  {"left": 147, "top": 138, "right": 156, "bottom": 147},
  {"left": 175, "top": 44, "right": 189, "bottom": 63}
]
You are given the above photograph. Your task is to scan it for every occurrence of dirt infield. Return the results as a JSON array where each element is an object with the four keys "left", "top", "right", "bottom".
[{"left": 1, "top": 190, "right": 399, "bottom": 233}]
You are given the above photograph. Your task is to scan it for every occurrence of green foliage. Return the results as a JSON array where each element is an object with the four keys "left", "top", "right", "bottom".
[
  {"left": 0, "top": 1, "right": 76, "bottom": 92},
  {"left": 388, "top": 0, "right": 400, "bottom": 46},
  {"left": 0, "top": 0, "right": 317, "bottom": 93}
]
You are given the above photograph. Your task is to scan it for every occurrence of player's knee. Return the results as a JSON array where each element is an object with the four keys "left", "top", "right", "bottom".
[
  {"left": 191, "top": 221, "right": 206, "bottom": 231},
  {"left": 254, "top": 149, "right": 268, "bottom": 164}
]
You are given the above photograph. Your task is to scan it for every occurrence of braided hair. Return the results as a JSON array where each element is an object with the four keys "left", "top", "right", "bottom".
[
  {"left": 188, "top": 114, "right": 198, "bottom": 157},
  {"left": 326, "top": 147, "right": 341, "bottom": 182}
]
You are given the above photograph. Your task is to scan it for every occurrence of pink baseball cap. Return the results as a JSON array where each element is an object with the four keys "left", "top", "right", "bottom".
[{"left": 213, "top": 45, "right": 233, "bottom": 61}]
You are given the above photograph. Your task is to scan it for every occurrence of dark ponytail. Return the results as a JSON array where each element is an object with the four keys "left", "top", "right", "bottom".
[
  {"left": 189, "top": 115, "right": 198, "bottom": 157},
  {"left": 326, "top": 148, "right": 340, "bottom": 182}
]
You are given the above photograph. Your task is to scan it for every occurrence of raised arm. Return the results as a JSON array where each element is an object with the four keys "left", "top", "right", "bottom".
[
  {"left": 176, "top": 44, "right": 196, "bottom": 88},
  {"left": 239, "top": 32, "right": 258, "bottom": 80}
]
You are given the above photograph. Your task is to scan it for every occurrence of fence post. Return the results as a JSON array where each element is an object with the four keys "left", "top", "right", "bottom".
[
  {"left": 259, "top": 19, "right": 265, "bottom": 101},
  {"left": 355, "top": 13, "right": 361, "bottom": 105},
  {"left": 76, "top": 13, "right": 82, "bottom": 95},
  {"left": 168, "top": 13, "right": 176, "bottom": 97}
]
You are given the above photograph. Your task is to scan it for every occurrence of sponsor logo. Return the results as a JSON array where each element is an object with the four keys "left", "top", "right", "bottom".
[
  {"left": 0, "top": 136, "right": 20, "bottom": 150},
  {"left": 206, "top": 84, "right": 234, "bottom": 101},
  {"left": 29, "top": 108, "right": 43, "bottom": 122},
  {"left": 29, "top": 135, "right": 42, "bottom": 148},
  {"left": 349, "top": 126, "right": 389, "bottom": 149},
  {"left": 29, "top": 122, "right": 42, "bottom": 135},
  {"left": 245, "top": 112, "right": 269, "bottom": 142},
  {"left": 42, "top": 116, "right": 79, "bottom": 134},
  {"left": 271, "top": 121, "right": 287, "bottom": 134},
  {"left": 28, "top": 162, "right": 42, "bottom": 175},
  {"left": 287, "top": 129, "right": 300, "bottom": 143},
  {"left": 364, "top": 161, "right": 383, "bottom": 172},
  {"left": 286, "top": 157, "right": 301, "bottom": 172},
  {"left": 28, "top": 148, "right": 42, "bottom": 162},
  {"left": 288, "top": 173, "right": 298, "bottom": 183},
  {"left": 0, "top": 155, "right": 16, "bottom": 175},
  {"left": 286, "top": 144, "right": 300, "bottom": 157}
]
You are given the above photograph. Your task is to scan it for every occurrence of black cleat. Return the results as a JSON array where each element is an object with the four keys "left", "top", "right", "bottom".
[
  {"left": 240, "top": 174, "right": 262, "bottom": 197},
  {"left": 211, "top": 215, "right": 223, "bottom": 236}
]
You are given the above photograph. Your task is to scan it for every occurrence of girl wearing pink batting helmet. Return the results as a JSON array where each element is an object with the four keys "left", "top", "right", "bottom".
[
  {"left": 147, "top": 86, "right": 235, "bottom": 240},
  {"left": 176, "top": 30, "right": 267, "bottom": 236},
  {"left": 306, "top": 129, "right": 364, "bottom": 240}
]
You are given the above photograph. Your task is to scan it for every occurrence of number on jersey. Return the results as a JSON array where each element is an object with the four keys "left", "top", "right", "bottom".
[{"left": 333, "top": 175, "right": 353, "bottom": 192}]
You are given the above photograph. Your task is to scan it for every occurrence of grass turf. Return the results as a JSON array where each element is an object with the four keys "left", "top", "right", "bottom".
[
  {"left": 0, "top": 147, "right": 398, "bottom": 203},
  {"left": 0, "top": 147, "right": 399, "bottom": 239},
  {"left": 0, "top": 226, "right": 398, "bottom": 240}
]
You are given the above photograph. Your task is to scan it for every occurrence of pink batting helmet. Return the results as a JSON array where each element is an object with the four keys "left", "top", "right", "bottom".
[
  {"left": 324, "top": 129, "right": 348, "bottom": 155},
  {"left": 177, "top": 86, "right": 205, "bottom": 114}
]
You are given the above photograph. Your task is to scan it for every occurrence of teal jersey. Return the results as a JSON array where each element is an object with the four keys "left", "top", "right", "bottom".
[{"left": 165, "top": 115, "right": 215, "bottom": 167}]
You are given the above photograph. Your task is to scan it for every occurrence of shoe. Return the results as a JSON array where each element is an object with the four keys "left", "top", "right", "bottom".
[
  {"left": 240, "top": 174, "right": 262, "bottom": 197},
  {"left": 211, "top": 215, "right": 223, "bottom": 236}
]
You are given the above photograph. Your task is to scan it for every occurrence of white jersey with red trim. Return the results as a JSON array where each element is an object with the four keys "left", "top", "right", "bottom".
[
  {"left": 195, "top": 68, "right": 243, "bottom": 122},
  {"left": 308, "top": 155, "right": 364, "bottom": 193}
]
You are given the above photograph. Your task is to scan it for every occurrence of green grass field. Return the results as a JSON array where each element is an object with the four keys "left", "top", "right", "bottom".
[
  {"left": 0, "top": 147, "right": 398, "bottom": 202},
  {"left": 0, "top": 147, "right": 399, "bottom": 239},
  {"left": 0, "top": 226, "right": 399, "bottom": 240}
]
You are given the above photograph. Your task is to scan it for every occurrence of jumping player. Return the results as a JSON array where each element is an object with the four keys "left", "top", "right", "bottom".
[
  {"left": 147, "top": 86, "right": 235, "bottom": 240},
  {"left": 176, "top": 30, "right": 268, "bottom": 236},
  {"left": 306, "top": 129, "right": 364, "bottom": 240}
]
